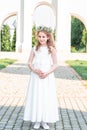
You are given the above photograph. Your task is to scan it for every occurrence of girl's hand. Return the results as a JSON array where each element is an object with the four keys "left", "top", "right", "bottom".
[
  {"left": 39, "top": 72, "right": 49, "bottom": 79},
  {"left": 34, "top": 69, "right": 42, "bottom": 76}
]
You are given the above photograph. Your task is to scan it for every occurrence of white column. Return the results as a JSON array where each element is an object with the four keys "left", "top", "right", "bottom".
[
  {"left": 22, "top": 0, "right": 33, "bottom": 53},
  {"left": 20, "top": 0, "right": 24, "bottom": 45},
  {"left": 56, "top": 0, "right": 71, "bottom": 52},
  {"left": 16, "top": 0, "right": 22, "bottom": 52}
]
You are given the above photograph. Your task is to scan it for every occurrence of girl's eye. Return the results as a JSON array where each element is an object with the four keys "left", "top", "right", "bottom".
[{"left": 38, "top": 36, "right": 45, "bottom": 38}]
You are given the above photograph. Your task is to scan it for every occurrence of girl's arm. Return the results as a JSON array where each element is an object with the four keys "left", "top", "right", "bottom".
[
  {"left": 47, "top": 47, "right": 58, "bottom": 74},
  {"left": 28, "top": 49, "right": 42, "bottom": 75},
  {"left": 28, "top": 49, "right": 35, "bottom": 71}
]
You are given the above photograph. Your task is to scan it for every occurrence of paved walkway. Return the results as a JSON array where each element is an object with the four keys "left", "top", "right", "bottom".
[{"left": 0, "top": 52, "right": 87, "bottom": 130}]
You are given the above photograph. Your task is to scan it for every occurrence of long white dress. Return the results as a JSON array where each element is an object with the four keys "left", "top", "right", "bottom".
[{"left": 23, "top": 46, "right": 59, "bottom": 123}]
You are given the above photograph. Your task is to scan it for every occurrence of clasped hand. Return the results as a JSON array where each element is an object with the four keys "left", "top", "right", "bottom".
[{"left": 34, "top": 69, "right": 49, "bottom": 78}]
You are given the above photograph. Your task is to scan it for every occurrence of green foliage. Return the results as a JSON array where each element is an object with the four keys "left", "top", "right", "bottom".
[
  {"left": 66, "top": 60, "right": 87, "bottom": 80},
  {"left": 37, "top": 26, "right": 53, "bottom": 33},
  {"left": 1, "top": 24, "right": 16, "bottom": 52},
  {"left": 81, "top": 29, "right": 87, "bottom": 52},
  {"left": 53, "top": 28, "right": 56, "bottom": 40},
  {"left": 71, "top": 16, "right": 86, "bottom": 52},
  {"left": 11, "top": 27, "right": 16, "bottom": 51},
  {"left": 71, "top": 46, "right": 77, "bottom": 52},
  {"left": 71, "top": 46, "right": 86, "bottom": 53},
  {"left": 0, "top": 58, "right": 17, "bottom": 70},
  {"left": 1, "top": 25, "right": 11, "bottom": 51},
  {"left": 32, "top": 24, "right": 37, "bottom": 47},
  {"left": 81, "top": 29, "right": 87, "bottom": 46}
]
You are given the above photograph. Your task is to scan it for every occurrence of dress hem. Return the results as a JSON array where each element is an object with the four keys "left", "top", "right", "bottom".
[{"left": 23, "top": 119, "right": 59, "bottom": 123}]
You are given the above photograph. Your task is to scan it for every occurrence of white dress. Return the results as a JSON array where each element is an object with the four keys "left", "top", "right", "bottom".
[{"left": 23, "top": 46, "right": 59, "bottom": 123}]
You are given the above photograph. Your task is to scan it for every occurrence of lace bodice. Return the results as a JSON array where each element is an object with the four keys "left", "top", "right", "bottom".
[{"left": 32, "top": 46, "right": 53, "bottom": 72}]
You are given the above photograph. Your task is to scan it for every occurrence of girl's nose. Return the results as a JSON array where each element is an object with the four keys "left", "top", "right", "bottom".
[{"left": 40, "top": 37, "right": 43, "bottom": 40}]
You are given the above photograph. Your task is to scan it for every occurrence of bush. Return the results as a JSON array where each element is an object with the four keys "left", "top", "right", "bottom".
[
  {"left": 71, "top": 16, "right": 86, "bottom": 53},
  {"left": 11, "top": 27, "right": 16, "bottom": 51},
  {"left": 1, "top": 25, "right": 11, "bottom": 51}
]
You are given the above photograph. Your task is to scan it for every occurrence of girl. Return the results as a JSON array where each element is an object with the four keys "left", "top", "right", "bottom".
[{"left": 23, "top": 27, "right": 59, "bottom": 129}]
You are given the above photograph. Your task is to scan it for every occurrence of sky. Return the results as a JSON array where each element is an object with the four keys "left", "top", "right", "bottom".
[
  {"left": 1, "top": 1, "right": 55, "bottom": 29},
  {"left": 0, "top": 0, "right": 19, "bottom": 28},
  {"left": 33, "top": 5, "right": 55, "bottom": 29},
  {"left": 4, "top": 16, "right": 16, "bottom": 29}
]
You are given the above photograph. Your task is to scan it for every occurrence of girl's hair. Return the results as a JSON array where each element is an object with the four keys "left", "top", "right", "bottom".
[{"left": 36, "top": 30, "right": 56, "bottom": 53}]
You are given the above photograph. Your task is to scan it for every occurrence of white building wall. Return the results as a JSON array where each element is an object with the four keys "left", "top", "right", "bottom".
[
  {"left": 22, "top": 0, "right": 53, "bottom": 52},
  {"left": 22, "top": 0, "right": 87, "bottom": 52},
  {"left": 0, "top": 0, "right": 87, "bottom": 52},
  {"left": 22, "top": 0, "right": 33, "bottom": 52},
  {"left": 56, "top": 0, "right": 87, "bottom": 51},
  {"left": 0, "top": 0, "right": 19, "bottom": 51},
  {"left": 16, "top": 0, "right": 24, "bottom": 52},
  {"left": 70, "top": 0, "right": 87, "bottom": 28},
  {"left": 23, "top": 0, "right": 72, "bottom": 52},
  {"left": 56, "top": 0, "right": 71, "bottom": 51}
]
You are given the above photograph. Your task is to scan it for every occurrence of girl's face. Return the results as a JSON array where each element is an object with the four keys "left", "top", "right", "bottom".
[{"left": 37, "top": 32, "right": 48, "bottom": 46}]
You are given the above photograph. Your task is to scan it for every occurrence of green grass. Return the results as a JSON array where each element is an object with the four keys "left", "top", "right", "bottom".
[
  {"left": 66, "top": 60, "right": 87, "bottom": 80},
  {"left": 0, "top": 58, "right": 17, "bottom": 70},
  {"left": 71, "top": 46, "right": 86, "bottom": 53}
]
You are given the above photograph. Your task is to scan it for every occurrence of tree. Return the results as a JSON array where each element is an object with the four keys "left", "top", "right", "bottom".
[
  {"left": 11, "top": 27, "right": 16, "bottom": 51},
  {"left": 71, "top": 16, "right": 85, "bottom": 51},
  {"left": 32, "top": 24, "right": 37, "bottom": 47},
  {"left": 1, "top": 25, "right": 11, "bottom": 51},
  {"left": 81, "top": 29, "right": 87, "bottom": 52}
]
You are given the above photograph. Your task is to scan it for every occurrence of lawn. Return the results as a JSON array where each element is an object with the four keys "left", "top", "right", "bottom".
[
  {"left": 0, "top": 58, "right": 17, "bottom": 70},
  {"left": 66, "top": 60, "right": 87, "bottom": 80}
]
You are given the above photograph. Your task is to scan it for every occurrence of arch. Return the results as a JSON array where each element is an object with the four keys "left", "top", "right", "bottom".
[
  {"left": 71, "top": 13, "right": 87, "bottom": 30},
  {"left": 32, "top": 1, "right": 56, "bottom": 29},
  {"left": 1, "top": 12, "right": 17, "bottom": 27},
  {"left": 33, "top": 1, "right": 56, "bottom": 16},
  {"left": 0, "top": 12, "right": 17, "bottom": 52}
]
